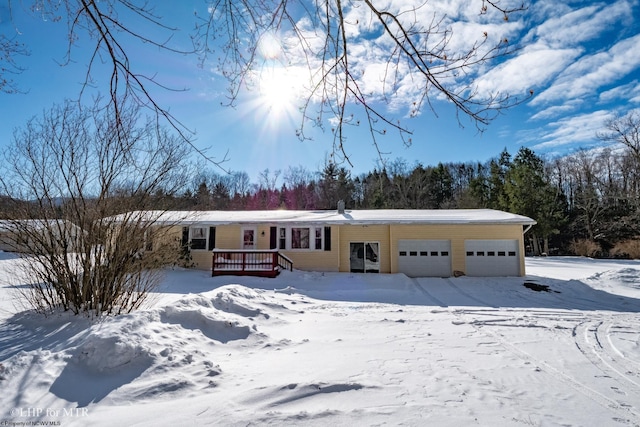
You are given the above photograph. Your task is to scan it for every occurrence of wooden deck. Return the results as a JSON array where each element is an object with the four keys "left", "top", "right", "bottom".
[{"left": 211, "top": 250, "right": 293, "bottom": 278}]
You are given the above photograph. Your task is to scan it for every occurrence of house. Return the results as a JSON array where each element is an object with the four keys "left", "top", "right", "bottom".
[
  {"left": 0, "top": 219, "right": 85, "bottom": 253},
  {"left": 150, "top": 208, "right": 536, "bottom": 277}
]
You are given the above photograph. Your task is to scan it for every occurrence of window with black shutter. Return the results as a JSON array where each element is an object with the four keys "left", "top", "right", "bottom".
[
  {"left": 324, "top": 226, "right": 331, "bottom": 251},
  {"left": 270, "top": 227, "right": 277, "bottom": 249},
  {"left": 181, "top": 227, "right": 189, "bottom": 247},
  {"left": 208, "top": 227, "right": 216, "bottom": 251}
]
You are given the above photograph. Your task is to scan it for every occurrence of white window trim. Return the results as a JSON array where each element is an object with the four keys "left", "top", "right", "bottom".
[
  {"left": 190, "top": 226, "right": 208, "bottom": 251},
  {"left": 241, "top": 226, "right": 257, "bottom": 249},
  {"left": 279, "top": 225, "right": 325, "bottom": 251},
  {"left": 349, "top": 241, "right": 381, "bottom": 273}
]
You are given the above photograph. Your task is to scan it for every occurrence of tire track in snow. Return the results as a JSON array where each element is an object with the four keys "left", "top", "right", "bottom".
[
  {"left": 417, "top": 275, "right": 640, "bottom": 424},
  {"left": 444, "top": 278, "right": 499, "bottom": 308},
  {"left": 573, "top": 319, "right": 640, "bottom": 392},
  {"left": 439, "top": 280, "right": 640, "bottom": 424},
  {"left": 475, "top": 319, "right": 640, "bottom": 425},
  {"left": 410, "top": 278, "right": 447, "bottom": 307}
]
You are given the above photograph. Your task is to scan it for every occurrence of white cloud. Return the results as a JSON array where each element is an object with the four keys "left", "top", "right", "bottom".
[
  {"left": 474, "top": 44, "right": 582, "bottom": 98},
  {"left": 287, "top": 1, "right": 527, "bottom": 117},
  {"left": 269, "top": 0, "right": 639, "bottom": 129},
  {"left": 529, "top": 100, "right": 584, "bottom": 121},
  {"left": 599, "top": 80, "right": 640, "bottom": 104},
  {"left": 473, "top": 0, "right": 639, "bottom": 117},
  {"left": 528, "top": 110, "right": 614, "bottom": 151},
  {"left": 524, "top": 1, "right": 634, "bottom": 48},
  {"left": 532, "top": 34, "right": 640, "bottom": 106}
]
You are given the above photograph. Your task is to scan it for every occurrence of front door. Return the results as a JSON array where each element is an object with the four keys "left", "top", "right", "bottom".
[
  {"left": 350, "top": 242, "right": 380, "bottom": 273},
  {"left": 242, "top": 227, "right": 257, "bottom": 249}
]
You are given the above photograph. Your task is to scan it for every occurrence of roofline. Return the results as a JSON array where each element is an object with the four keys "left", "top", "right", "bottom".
[{"left": 145, "top": 209, "right": 537, "bottom": 227}]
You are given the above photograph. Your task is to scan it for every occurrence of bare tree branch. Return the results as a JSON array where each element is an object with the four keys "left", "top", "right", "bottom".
[
  {"left": 4, "top": 1, "right": 529, "bottom": 168},
  {"left": 0, "top": 99, "right": 194, "bottom": 316},
  {"left": 198, "top": 0, "right": 530, "bottom": 165}
]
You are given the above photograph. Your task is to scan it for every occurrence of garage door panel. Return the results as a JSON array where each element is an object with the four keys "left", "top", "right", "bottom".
[
  {"left": 465, "top": 240, "right": 519, "bottom": 276},
  {"left": 398, "top": 240, "right": 451, "bottom": 277}
]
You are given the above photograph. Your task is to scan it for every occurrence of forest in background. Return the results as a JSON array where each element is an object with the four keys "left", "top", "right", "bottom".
[
  {"left": 154, "top": 135, "right": 640, "bottom": 259},
  {"left": 3, "top": 112, "right": 640, "bottom": 260}
]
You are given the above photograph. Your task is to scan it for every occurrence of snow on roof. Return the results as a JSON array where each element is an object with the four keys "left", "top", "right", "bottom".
[
  {"left": 148, "top": 209, "right": 536, "bottom": 226},
  {"left": 0, "top": 219, "right": 80, "bottom": 232}
]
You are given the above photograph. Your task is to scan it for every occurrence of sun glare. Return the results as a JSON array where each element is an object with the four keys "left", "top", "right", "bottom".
[
  {"left": 258, "top": 68, "right": 300, "bottom": 114},
  {"left": 257, "top": 32, "right": 282, "bottom": 60},
  {"left": 249, "top": 31, "right": 310, "bottom": 127}
]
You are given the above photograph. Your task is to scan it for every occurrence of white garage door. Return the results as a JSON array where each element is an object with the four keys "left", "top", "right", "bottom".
[
  {"left": 398, "top": 240, "right": 451, "bottom": 277},
  {"left": 465, "top": 240, "right": 520, "bottom": 276}
]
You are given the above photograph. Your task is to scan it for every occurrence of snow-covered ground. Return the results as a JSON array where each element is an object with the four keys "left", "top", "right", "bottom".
[{"left": 1, "top": 251, "right": 639, "bottom": 426}]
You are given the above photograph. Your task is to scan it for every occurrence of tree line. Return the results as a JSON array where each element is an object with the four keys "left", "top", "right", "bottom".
[
  {"left": 2, "top": 109, "right": 640, "bottom": 262},
  {"left": 163, "top": 113, "right": 640, "bottom": 258}
]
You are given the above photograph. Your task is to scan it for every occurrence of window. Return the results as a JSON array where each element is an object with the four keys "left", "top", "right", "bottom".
[
  {"left": 430, "top": 251, "right": 438, "bottom": 256},
  {"left": 351, "top": 242, "right": 380, "bottom": 273},
  {"left": 315, "top": 227, "right": 322, "bottom": 250},
  {"left": 243, "top": 228, "right": 256, "bottom": 249},
  {"left": 190, "top": 227, "right": 207, "bottom": 250},
  {"left": 508, "top": 251, "right": 516, "bottom": 256},
  {"left": 279, "top": 228, "right": 286, "bottom": 249},
  {"left": 399, "top": 251, "right": 407, "bottom": 256},
  {"left": 420, "top": 251, "right": 428, "bottom": 256},
  {"left": 279, "top": 226, "right": 329, "bottom": 251},
  {"left": 291, "top": 227, "right": 310, "bottom": 249}
]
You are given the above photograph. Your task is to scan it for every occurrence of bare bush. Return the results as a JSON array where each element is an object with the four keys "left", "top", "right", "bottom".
[
  {"left": 0, "top": 99, "right": 192, "bottom": 316},
  {"left": 198, "top": 1, "right": 529, "bottom": 162},
  {"left": 610, "top": 240, "right": 640, "bottom": 259},
  {"left": 569, "top": 239, "right": 601, "bottom": 258}
]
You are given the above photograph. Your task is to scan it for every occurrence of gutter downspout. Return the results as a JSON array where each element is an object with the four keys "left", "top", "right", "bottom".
[{"left": 521, "top": 222, "right": 536, "bottom": 276}]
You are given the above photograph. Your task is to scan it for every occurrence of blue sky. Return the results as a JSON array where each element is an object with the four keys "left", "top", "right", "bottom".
[{"left": 1, "top": 1, "right": 639, "bottom": 183}]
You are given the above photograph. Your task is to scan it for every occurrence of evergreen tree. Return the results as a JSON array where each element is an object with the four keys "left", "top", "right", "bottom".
[
  {"left": 426, "top": 163, "right": 454, "bottom": 208},
  {"left": 503, "top": 147, "right": 567, "bottom": 255},
  {"left": 318, "top": 162, "right": 355, "bottom": 209},
  {"left": 490, "top": 149, "right": 512, "bottom": 210}
]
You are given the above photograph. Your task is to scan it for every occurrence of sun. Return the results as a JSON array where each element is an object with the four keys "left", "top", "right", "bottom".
[
  {"left": 252, "top": 31, "right": 310, "bottom": 121},
  {"left": 257, "top": 67, "right": 301, "bottom": 116}
]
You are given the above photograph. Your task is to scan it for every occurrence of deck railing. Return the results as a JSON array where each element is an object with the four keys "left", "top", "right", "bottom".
[{"left": 211, "top": 250, "right": 293, "bottom": 277}]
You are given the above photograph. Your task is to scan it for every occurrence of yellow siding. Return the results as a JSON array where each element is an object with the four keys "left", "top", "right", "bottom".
[
  {"left": 279, "top": 226, "right": 340, "bottom": 272},
  {"left": 189, "top": 251, "right": 210, "bottom": 269},
  {"left": 280, "top": 250, "right": 339, "bottom": 272},
  {"left": 186, "top": 225, "right": 237, "bottom": 269},
  {"left": 177, "top": 222, "right": 527, "bottom": 276},
  {"left": 189, "top": 224, "right": 342, "bottom": 272},
  {"left": 389, "top": 224, "right": 526, "bottom": 275},
  {"left": 215, "top": 225, "right": 242, "bottom": 249}
]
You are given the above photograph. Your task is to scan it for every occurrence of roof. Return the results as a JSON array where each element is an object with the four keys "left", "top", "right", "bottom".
[
  {"left": 0, "top": 219, "right": 81, "bottom": 232},
  {"left": 144, "top": 209, "right": 536, "bottom": 226}
]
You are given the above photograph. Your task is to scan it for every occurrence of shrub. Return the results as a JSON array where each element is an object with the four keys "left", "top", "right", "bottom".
[
  {"left": 610, "top": 240, "right": 640, "bottom": 259},
  {"left": 569, "top": 239, "right": 600, "bottom": 257},
  {"left": 0, "top": 100, "right": 192, "bottom": 316}
]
